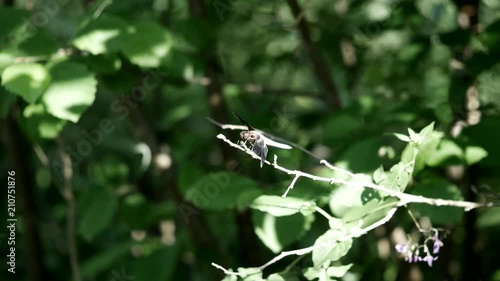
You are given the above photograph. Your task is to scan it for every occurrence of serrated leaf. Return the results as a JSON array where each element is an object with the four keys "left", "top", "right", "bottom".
[
  {"left": 250, "top": 195, "right": 316, "bottom": 217},
  {"left": 41, "top": 61, "right": 97, "bottom": 122},
  {"left": 79, "top": 187, "right": 118, "bottom": 241},
  {"left": 312, "top": 228, "right": 352, "bottom": 267},
  {"left": 73, "top": 15, "right": 127, "bottom": 55},
  {"left": 185, "top": 173, "right": 261, "bottom": 210},
  {"left": 253, "top": 211, "right": 313, "bottom": 253},
  {"left": 379, "top": 160, "right": 413, "bottom": 192},
  {"left": 1, "top": 63, "right": 50, "bottom": 103},
  {"left": 121, "top": 22, "right": 172, "bottom": 68}
]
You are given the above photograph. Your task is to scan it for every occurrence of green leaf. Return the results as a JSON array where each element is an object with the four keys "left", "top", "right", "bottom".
[
  {"left": 133, "top": 245, "right": 178, "bottom": 281},
  {"left": 378, "top": 161, "right": 413, "bottom": 192},
  {"left": 185, "top": 173, "right": 261, "bottom": 210},
  {"left": 250, "top": 195, "right": 316, "bottom": 217},
  {"left": 342, "top": 198, "right": 398, "bottom": 230},
  {"left": 329, "top": 174, "right": 375, "bottom": 217},
  {"left": 253, "top": 211, "right": 313, "bottom": 253},
  {"left": 463, "top": 116, "right": 500, "bottom": 167},
  {"left": 426, "top": 138, "right": 463, "bottom": 166},
  {"left": 419, "top": 122, "right": 435, "bottom": 139},
  {"left": 75, "top": 54, "right": 122, "bottom": 74},
  {"left": 120, "top": 193, "right": 155, "bottom": 229},
  {"left": 20, "top": 104, "right": 66, "bottom": 140},
  {"left": 464, "top": 146, "right": 488, "bottom": 165},
  {"left": 17, "top": 30, "right": 59, "bottom": 57},
  {"left": 0, "top": 50, "right": 16, "bottom": 74},
  {"left": 78, "top": 187, "right": 118, "bottom": 241},
  {"left": 303, "top": 263, "right": 353, "bottom": 280},
  {"left": 394, "top": 133, "right": 411, "bottom": 142},
  {"left": 1, "top": 63, "right": 51, "bottom": 103},
  {"left": 409, "top": 130, "right": 444, "bottom": 172},
  {"left": 222, "top": 275, "right": 238, "bottom": 281},
  {"left": 160, "top": 48, "right": 195, "bottom": 79},
  {"left": 326, "top": 264, "right": 353, "bottom": 277},
  {"left": 373, "top": 166, "right": 387, "bottom": 184},
  {"left": 312, "top": 228, "right": 352, "bottom": 267},
  {"left": 323, "top": 113, "right": 364, "bottom": 141},
  {"left": 416, "top": 0, "right": 458, "bottom": 33},
  {"left": 411, "top": 178, "right": 464, "bottom": 224},
  {"left": 121, "top": 22, "right": 172, "bottom": 68},
  {"left": 336, "top": 136, "right": 385, "bottom": 173},
  {"left": 478, "top": 208, "right": 500, "bottom": 228},
  {"left": 73, "top": 15, "right": 127, "bottom": 55},
  {"left": 0, "top": 8, "right": 29, "bottom": 41},
  {"left": 266, "top": 273, "right": 287, "bottom": 281},
  {"left": 41, "top": 61, "right": 97, "bottom": 122},
  {"left": 80, "top": 241, "right": 133, "bottom": 279}
]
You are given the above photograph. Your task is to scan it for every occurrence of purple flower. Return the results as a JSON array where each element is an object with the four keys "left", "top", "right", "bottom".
[
  {"left": 431, "top": 232, "right": 444, "bottom": 254},
  {"left": 395, "top": 244, "right": 408, "bottom": 254},
  {"left": 421, "top": 254, "right": 438, "bottom": 267},
  {"left": 433, "top": 240, "right": 443, "bottom": 254}
]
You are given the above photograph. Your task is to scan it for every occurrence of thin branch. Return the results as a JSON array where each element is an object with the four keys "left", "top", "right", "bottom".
[
  {"left": 213, "top": 132, "right": 500, "bottom": 277},
  {"left": 217, "top": 134, "right": 499, "bottom": 211},
  {"left": 212, "top": 206, "right": 399, "bottom": 276},
  {"left": 56, "top": 137, "right": 81, "bottom": 281},
  {"left": 286, "top": 0, "right": 341, "bottom": 109},
  {"left": 314, "top": 206, "right": 334, "bottom": 221},
  {"left": 283, "top": 174, "right": 300, "bottom": 197},
  {"left": 406, "top": 206, "right": 423, "bottom": 231}
]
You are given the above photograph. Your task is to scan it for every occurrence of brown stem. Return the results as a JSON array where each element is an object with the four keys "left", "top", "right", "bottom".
[
  {"left": 187, "top": 0, "right": 262, "bottom": 266},
  {"left": 3, "top": 102, "right": 45, "bottom": 281},
  {"left": 286, "top": 0, "right": 342, "bottom": 109}
]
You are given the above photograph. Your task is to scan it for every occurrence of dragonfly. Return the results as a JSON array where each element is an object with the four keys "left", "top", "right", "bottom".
[{"left": 234, "top": 113, "right": 292, "bottom": 167}]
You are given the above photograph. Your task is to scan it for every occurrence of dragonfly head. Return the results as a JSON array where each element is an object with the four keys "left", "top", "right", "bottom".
[{"left": 240, "top": 131, "right": 260, "bottom": 143}]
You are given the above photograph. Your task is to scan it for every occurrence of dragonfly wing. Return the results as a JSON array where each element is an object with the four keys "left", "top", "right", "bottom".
[
  {"left": 260, "top": 134, "right": 292, "bottom": 149},
  {"left": 252, "top": 140, "right": 268, "bottom": 168}
]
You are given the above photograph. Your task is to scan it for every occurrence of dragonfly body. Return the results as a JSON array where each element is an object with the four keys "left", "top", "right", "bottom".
[{"left": 235, "top": 113, "right": 292, "bottom": 167}]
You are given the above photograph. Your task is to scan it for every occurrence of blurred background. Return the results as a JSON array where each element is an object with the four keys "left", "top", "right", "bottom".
[{"left": 0, "top": 0, "right": 500, "bottom": 280}]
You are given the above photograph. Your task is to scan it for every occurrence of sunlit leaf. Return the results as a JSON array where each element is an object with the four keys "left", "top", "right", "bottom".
[
  {"left": 41, "top": 61, "right": 97, "bottom": 122},
  {"left": 312, "top": 228, "right": 352, "bottom": 267},
  {"left": 1, "top": 63, "right": 50, "bottom": 103}
]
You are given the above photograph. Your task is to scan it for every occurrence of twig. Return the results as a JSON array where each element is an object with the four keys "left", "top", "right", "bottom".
[
  {"left": 217, "top": 134, "right": 499, "bottom": 211},
  {"left": 314, "top": 206, "right": 334, "bottom": 221},
  {"left": 56, "top": 137, "right": 81, "bottom": 281},
  {"left": 212, "top": 206, "right": 399, "bottom": 276},
  {"left": 283, "top": 174, "right": 300, "bottom": 197}
]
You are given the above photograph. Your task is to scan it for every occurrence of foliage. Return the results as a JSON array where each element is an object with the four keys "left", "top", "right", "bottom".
[{"left": 1, "top": 0, "right": 500, "bottom": 281}]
